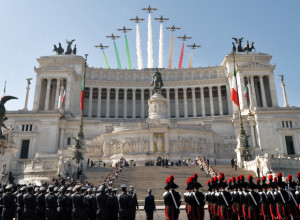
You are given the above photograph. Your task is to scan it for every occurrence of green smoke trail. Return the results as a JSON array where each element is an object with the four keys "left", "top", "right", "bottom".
[
  {"left": 125, "top": 35, "right": 132, "bottom": 70},
  {"left": 102, "top": 50, "right": 110, "bottom": 69},
  {"left": 114, "top": 41, "right": 122, "bottom": 69}
]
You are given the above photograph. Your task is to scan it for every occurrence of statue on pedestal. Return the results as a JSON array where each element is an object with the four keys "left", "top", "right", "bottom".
[
  {"left": 151, "top": 68, "right": 164, "bottom": 94},
  {"left": 0, "top": 96, "right": 18, "bottom": 140}
]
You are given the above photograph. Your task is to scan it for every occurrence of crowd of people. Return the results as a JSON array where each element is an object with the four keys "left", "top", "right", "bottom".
[{"left": 163, "top": 172, "right": 300, "bottom": 220}]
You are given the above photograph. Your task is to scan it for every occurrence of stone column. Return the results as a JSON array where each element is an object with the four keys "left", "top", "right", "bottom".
[
  {"left": 88, "top": 87, "right": 93, "bottom": 117},
  {"left": 246, "top": 77, "right": 253, "bottom": 110},
  {"left": 238, "top": 75, "right": 247, "bottom": 109},
  {"left": 269, "top": 74, "right": 279, "bottom": 107},
  {"left": 281, "top": 79, "right": 289, "bottom": 107},
  {"left": 183, "top": 88, "right": 188, "bottom": 118},
  {"left": 209, "top": 86, "right": 214, "bottom": 116},
  {"left": 175, "top": 88, "right": 179, "bottom": 118},
  {"left": 44, "top": 78, "right": 51, "bottom": 111},
  {"left": 59, "top": 128, "right": 65, "bottom": 149},
  {"left": 200, "top": 87, "right": 205, "bottom": 116},
  {"left": 33, "top": 77, "right": 42, "bottom": 111},
  {"left": 217, "top": 86, "right": 223, "bottom": 115},
  {"left": 226, "top": 84, "right": 233, "bottom": 114},
  {"left": 106, "top": 88, "right": 110, "bottom": 118},
  {"left": 141, "top": 89, "right": 145, "bottom": 118},
  {"left": 97, "top": 88, "right": 102, "bottom": 117},
  {"left": 65, "top": 76, "right": 72, "bottom": 112},
  {"left": 123, "top": 89, "right": 128, "bottom": 118},
  {"left": 24, "top": 83, "right": 31, "bottom": 111},
  {"left": 259, "top": 76, "right": 267, "bottom": 107},
  {"left": 59, "top": 79, "right": 64, "bottom": 111},
  {"left": 149, "top": 89, "right": 153, "bottom": 97},
  {"left": 191, "top": 88, "right": 196, "bottom": 117},
  {"left": 132, "top": 89, "right": 136, "bottom": 118},
  {"left": 115, "top": 88, "right": 119, "bottom": 118},
  {"left": 249, "top": 121, "right": 257, "bottom": 147},
  {"left": 166, "top": 88, "right": 170, "bottom": 117},
  {"left": 54, "top": 78, "right": 60, "bottom": 110},
  {"left": 250, "top": 76, "right": 257, "bottom": 107}
]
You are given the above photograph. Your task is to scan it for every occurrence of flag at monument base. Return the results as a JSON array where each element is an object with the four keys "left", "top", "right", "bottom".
[
  {"left": 244, "top": 85, "right": 248, "bottom": 100},
  {"left": 62, "top": 88, "right": 66, "bottom": 103},
  {"left": 80, "top": 71, "right": 86, "bottom": 110},
  {"left": 230, "top": 68, "right": 239, "bottom": 107}
]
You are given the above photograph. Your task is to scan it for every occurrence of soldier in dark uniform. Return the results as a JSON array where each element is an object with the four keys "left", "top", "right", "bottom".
[
  {"left": 105, "top": 187, "right": 113, "bottom": 220},
  {"left": 245, "top": 175, "right": 261, "bottom": 220},
  {"left": 34, "top": 187, "right": 40, "bottom": 197},
  {"left": 274, "top": 179, "right": 290, "bottom": 220},
  {"left": 57, "top": 186, "right": 68, "bottom": 220},
  {"left": 54, "top": 187, "right": 59, "bottom": 197},
  {"left": 211, "top": 177, "right": 219, "bottom": 220},
  {"left": 96, "top": 185, "right": 108, "bottom": 220},
  {"left": 36, "top": 186, "right": 46, "bottom": 220},
  {"left": 45, "top": 185, "right": 57, "bottom": 220},
  {"left": 66, "top": 187, "right": 73, "bottom": 220},
  {"left": 184, "top": 178, "right": 193, "bottom": 220},
  {"left": 239, "top": 175, "right": 248, "bottom": 220},
  {"left": 217, "top": 174, "right": 232, "bottom": 220},
  {"left": 163, "top": 175, "right": 181, "bottom": 220},
  {"left": 128, "top": 186, "right": 138, "bottom": 220},
  {"left": 259, "top": 176, "right": 271, "bottom": 220},
  {"left": 144, "top": 189, "right": 155, "bottom": 220},
  {"left": 295, "top": 180, "right": 300, "bottom": 220},
  {"left": 16, "top": 186, "right": 25, "bottom": 220},
  {"left": 2, "top": 184, "right": 16, "bottom": 220},
  {"left": 85, "top": 188, "right": 96, "bottom": 220},
  {"left": 267, "top": 175, "right": 278, "bottom": 220},
  {"left": 118, "top": 184, "right": 131, "bottom": 220},
  {"left": 111, "top": 189, "right": 119, "bottom": 220},
  {"left": 287, "top": 175, "right": 299, "bottom": 220},
  {"left": 23, "top": 185, "right": 37, "bottom": 220},
  {"left": 191, "top": 176, "right": 205, "bottom": 220},
  {"left": 71, "top": 185, "right": 87, "bottom": 220},
  {"left": 205, "top": 181, "right": 213, "bottom": 220},
  {"left": 0, "top": 188, "right": 4, "bottom": 220}
]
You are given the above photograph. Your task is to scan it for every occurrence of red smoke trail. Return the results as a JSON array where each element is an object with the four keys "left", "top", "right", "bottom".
[{"left": 178, "top": 42, "right": 184, "bottom": 69}]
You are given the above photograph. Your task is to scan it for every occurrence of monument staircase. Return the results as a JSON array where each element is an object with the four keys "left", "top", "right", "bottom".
[{"left": 84, "top": 164, "right": 256, "bottom": 207}]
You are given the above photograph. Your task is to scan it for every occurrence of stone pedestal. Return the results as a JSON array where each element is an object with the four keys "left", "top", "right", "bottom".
[
  {"left": 235, "top": 134, "right": 252, "bottom": 167},
  {"left": 147, "top": 93, "right": 170, "bottom": 126}
]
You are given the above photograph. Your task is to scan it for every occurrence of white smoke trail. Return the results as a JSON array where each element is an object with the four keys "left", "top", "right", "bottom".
[
  {"left": 147, "top": 13, "right": 153, "bottom": 68},
  {"left": 136, "top": 24, "right": 143, "bottom": 70},
  {"left": 159, "top": 23, "right": 163, "bottom": 68}
]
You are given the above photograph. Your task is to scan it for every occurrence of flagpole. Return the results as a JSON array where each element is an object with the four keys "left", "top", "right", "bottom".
[
  {"left": 78, "top": 54, "right": 88, "bottom": 140},
  {"left": 232, "top": 51, "right": 250, "bottom": 161}
]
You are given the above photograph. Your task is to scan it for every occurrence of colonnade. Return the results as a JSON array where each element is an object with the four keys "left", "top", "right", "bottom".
[{"left": 83, "top": 85, "right": 232, "bottom": 119}]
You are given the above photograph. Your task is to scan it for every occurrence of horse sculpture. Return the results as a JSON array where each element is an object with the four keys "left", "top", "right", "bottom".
[
  {"left": 151, "top": 68, "right": 164, "bottom": 94},
  {"left": 232, "top": 37, "right": 244, "bottom": 52}
]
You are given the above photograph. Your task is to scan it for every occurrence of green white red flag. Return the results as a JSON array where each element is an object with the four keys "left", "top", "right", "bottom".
[
  {"left": 230, "top": 67, "right": 239, "bottom": 107},
  {"left": 62, "top": 87, "right": 66, "bottom": 104},
  {"left": 80, "top": 69, "right": 86, "bottom": 110},
  {"left": 244, "top": 84, "right": 248, "bottom": 101},
  {"left": 1, "top": 81, "right": 6, "bottom": 100}
]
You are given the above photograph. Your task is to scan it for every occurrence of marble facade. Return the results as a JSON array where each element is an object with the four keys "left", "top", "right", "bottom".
[{"left": 3, "top": 51, "right": 300, "bottom": 178}]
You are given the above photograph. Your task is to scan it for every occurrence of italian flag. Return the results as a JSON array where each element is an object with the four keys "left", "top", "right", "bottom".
[
  {"left": 62, "top": 88, "right": 66, "bottom": 104},
  {"left": 230, "top": 67, "right": 239, "bottom": 107},
  {"left": 1, "top": 81, "right": 6, "bottom": 100},
  {"left": 80, "top": 69, "right": 86, "bottom": 110},
  {"left": 244, "top": 85, "right": 248, "bottom": 101}
]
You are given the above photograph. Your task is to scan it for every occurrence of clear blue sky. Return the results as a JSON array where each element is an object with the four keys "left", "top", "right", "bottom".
[{"left": 0, "top": 0, "right": 299, "bottom": 110}]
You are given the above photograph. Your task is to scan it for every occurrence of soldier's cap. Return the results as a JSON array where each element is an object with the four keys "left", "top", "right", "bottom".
[
  {"left": 121, "top": 184, "right": 128, "bottom": 189},
  {"left": 59, "top": 186, "right": 66, "bottom": 192},
  {"left": 20, "top": 186, "right": 27, "bottom": 191},
  {"left": 87, "top": 188, "right": 92, "bottom": 192},
  {"left": 5, "top": 184, "right": 13, "bottom": 190},
  {"left": 67, "top": 187, "right": 73, "bottom": 191},
  {"left": 98, "top": 184, "right": 106, "bottom": 192},
  {"left": 48, "top": 185, "right": 55, "bottom": 190},
  {"left": 73, "top": 185, "right": 81, "bottom": 192},
  {"left": 129, "top": 185, "right": 134, "bottom": 189},
  {"left": 112, "top": 188, "right": 118, "bottom": 192},
  {"left": 54, "top": 186, "right": 59, "bottom": 192},
  {"left": 34, "top": 187, "right": 40, "bottom": 192},
  {"left": 148, "top": 188, "right": 152, "bottom": 193},
  {"left": 40, "top": 187, "right": 46, "bottom": 192},
  {"left": 92, "top": 187, "right": 97, "bottom": 192}
]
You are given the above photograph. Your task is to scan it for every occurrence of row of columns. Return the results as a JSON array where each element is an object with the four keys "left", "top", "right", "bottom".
[
  {"left": 34, "top": 77, "right": 68, "bottom": 111},
  {"left": 86, "top": 85, "right": 231, "bottom": 118}
]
